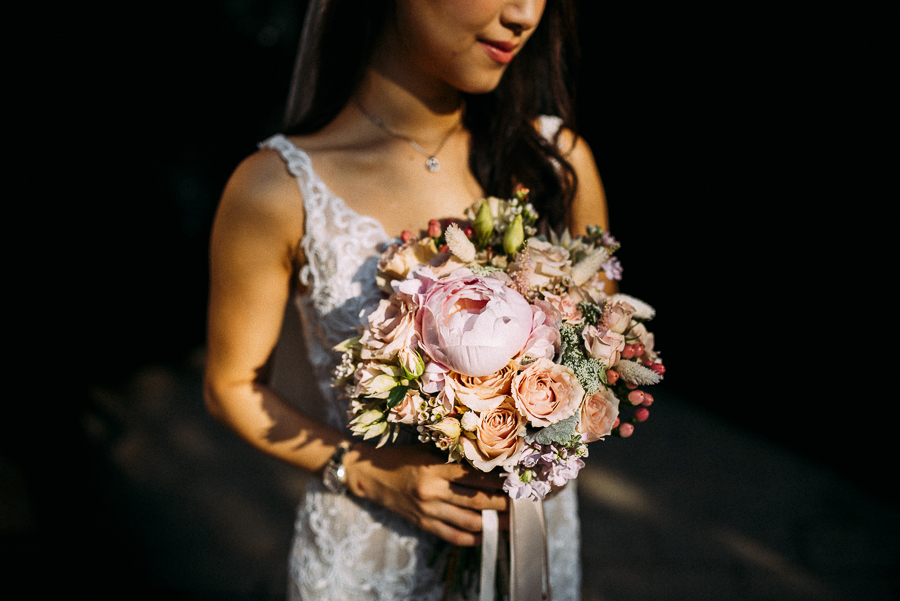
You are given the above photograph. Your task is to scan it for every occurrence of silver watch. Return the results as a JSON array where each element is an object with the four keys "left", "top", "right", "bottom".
[{"left": 323, "top": 440, "right": 351, "bottom": 494}]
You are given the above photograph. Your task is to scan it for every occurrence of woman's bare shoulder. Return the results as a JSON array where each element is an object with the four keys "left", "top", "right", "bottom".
[{"left": 216, "top": 147, "right": 305, "bottom": 243}]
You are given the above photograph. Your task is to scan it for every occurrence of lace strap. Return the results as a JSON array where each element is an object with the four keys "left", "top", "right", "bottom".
[{"left": 537, "top": 115, "right": 564, "bottom": 144}]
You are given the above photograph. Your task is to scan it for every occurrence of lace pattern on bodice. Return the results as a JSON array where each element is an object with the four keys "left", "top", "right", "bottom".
[
  {"left": 260, "top": 134, "right": 391, "bottom": 430},
  {"left": 261, "top": 130, "right": 581, "bottom": 601}
]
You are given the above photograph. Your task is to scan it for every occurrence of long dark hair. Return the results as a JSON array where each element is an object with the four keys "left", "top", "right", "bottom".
[{"left": 283, "top": 0, "right": 580, "bottom": 231}]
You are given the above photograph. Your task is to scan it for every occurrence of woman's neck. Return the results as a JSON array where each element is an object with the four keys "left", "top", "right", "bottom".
[{"left": 353, "top": 65, "right": 464, "bottom": 146}]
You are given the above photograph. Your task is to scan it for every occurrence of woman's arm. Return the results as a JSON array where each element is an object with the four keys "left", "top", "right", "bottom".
[
  {"left": 559, "top": 130, "right": 617, "bottom": 294},
  {"left": 204, "top": 151, "right": 507, "bottom": 546},
  {"left": 560, "top": 129, "right": 610, "bottom": 237}
]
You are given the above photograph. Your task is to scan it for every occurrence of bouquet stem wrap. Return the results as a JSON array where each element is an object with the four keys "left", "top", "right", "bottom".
[{"left": 480, "top": 500, "right": 551, "bottom": 601}]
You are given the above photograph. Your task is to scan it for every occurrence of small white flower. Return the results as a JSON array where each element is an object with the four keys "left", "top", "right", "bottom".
[{"left": 461, "top": 411, "right": 479, "bottom": 432}]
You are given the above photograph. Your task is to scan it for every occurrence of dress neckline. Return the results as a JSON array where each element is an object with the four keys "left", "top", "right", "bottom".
[{"left": 272, "top": 134, "right": 392, "bottom": 242}]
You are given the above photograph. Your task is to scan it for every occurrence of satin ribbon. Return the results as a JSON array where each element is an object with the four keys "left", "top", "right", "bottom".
[{"left": 481, "top": 499, "right": 551, "bottom": 601}]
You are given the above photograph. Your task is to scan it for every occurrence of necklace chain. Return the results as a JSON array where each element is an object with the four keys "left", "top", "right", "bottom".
[{"left": 355, "top": 100, "right": 462, "bottom": 173}]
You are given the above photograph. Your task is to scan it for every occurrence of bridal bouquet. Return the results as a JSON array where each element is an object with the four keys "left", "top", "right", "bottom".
[{"left": 333, "top": 189, "right": 664, "bottom": 501}]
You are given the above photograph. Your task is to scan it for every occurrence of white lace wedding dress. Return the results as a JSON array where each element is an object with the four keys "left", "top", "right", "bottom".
[{"left": 261, "top": 126, "right": 581, "bottom": 601}]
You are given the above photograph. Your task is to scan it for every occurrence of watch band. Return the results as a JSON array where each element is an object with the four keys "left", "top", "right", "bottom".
[{"left": 323, "top": 440, "right": 352, "bottom": 494}]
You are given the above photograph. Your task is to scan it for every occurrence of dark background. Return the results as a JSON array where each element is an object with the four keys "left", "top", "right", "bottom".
[{"left": 7, "top": 0, "right": 887, "bottom": 597}]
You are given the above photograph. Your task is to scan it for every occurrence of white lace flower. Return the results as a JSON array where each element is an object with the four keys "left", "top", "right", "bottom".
[{"left": 614, "top": 359, "right": 662, "bottom": 385}]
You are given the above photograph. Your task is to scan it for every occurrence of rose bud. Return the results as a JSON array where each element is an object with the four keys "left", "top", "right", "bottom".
[
  {"left": 430, "top": 417, "right": 462, "bottom": 441},
  {"left": 634, "top": 408, "right": 650, "bottom": 422},
  {"left": 473, "top": 200, "right": 495, "bottom": 248},
  {"left": 621, "top": 344, "right": 636, "bottom": 359},
  {"left": 398, "top": 348, "right": 425, "bottom": 379},
  {"left": 400, "top": 230, "right": 415, "bottom": 243},
  {"left": 640, "top": 392, "right": 654, "bottom": 407},
  {"left": 503, "top": 214, "right": 525, "bottom": 256},
  {"left": 617, "top": 423, "right": 634, "bottom": 438},
  {"left": 606, "top": 369, "right": 620, "bottom": 385},
  {"left": 627, "top": 390, "right": 644, "bottom": 405},
  {"left": 428, "top": 219, "right": 442, "bottom": 238}
]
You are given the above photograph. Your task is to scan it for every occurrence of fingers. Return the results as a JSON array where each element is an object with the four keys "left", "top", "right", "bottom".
[{"left": 446, "top": 482, "right": 509, "bottom": 512}]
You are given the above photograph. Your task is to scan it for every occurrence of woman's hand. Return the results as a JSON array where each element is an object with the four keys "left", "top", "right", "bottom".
[{"left": 345, "top": 443, "right": 509, "bottom": 546}]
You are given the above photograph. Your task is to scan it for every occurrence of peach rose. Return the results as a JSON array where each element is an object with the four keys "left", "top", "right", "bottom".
[
  {"left": 461, "top": 397, "right": 525, "bottom": 471},
  {"left": 442, "top": 363, "right": 516, "bottom": 414},
  {"left": 511, "top": 358, "right": 584, "bottom": 427},
  {"left": 579, "top": 388, "right": 619, "bottom": 442},
  {"left": 582, "top": 325, "right": 625, "bottom": 367},
  {"left": 359, "top": 296, "right": 419, "bottom": 362},
  {"left": 541, "top": 291, "right": 583, "bottom": 324}
]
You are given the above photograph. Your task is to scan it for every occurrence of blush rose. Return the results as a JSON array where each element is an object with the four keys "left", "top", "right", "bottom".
[
  {"left": 511, "top": 358, "right": 584, "bottom": 427},
  {"left": 579, "top": 388, "right": 619, "bottom": 442}
]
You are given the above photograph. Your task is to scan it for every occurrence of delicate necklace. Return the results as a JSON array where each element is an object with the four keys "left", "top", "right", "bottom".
[{"left": 355, "top": 100, "right": 462, "bottom": 173}]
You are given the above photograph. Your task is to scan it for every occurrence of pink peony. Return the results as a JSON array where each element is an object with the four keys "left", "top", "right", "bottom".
[
  {"left": 511, "top": 358, "right": 584, "bottom": 427},
  {"left": 579, "top": 388, "right": 619, "bottom": 442},
  {"left": 517, "top": 299, "right": 562, "bottom": 363},
  {"left": 416, "top": 269, "right": 534, "bottom": 377}
]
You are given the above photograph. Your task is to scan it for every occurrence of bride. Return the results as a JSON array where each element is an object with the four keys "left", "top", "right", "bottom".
[{"left": 204, "top": 0, "right": 611, "bottom": 599}]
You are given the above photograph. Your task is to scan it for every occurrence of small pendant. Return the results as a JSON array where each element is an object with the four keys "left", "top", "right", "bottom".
[{"left": 425, "top": 156, "right": 440, "bottom": 172}]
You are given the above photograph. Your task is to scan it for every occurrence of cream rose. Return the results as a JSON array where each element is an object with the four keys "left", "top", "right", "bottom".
[
  {"left": 607, "top": 301, "right": 636, "bottom": 334},
  {"left": 510, "top": 239, "right": 571, "bottom": 291},
  {"left": 461, "top": 397, "right": 525, "bottom": 472},
  {"left": 387, "top": 390, "right": 423, "bottom": 425},
  {"left": 579, "top": 388, "right": 619, "bottom": 442},
  {"left": 582, "top": 325, "right": 625, "bottom": 367},
  {"left": 511, "top": 358, "right": 584, "bottom": 427},
  {"left": 376, "top": 238, "right": 439, "bottom": 292},
  {"left": 359, "top": 296, "right": 419, "bottom": 362}
]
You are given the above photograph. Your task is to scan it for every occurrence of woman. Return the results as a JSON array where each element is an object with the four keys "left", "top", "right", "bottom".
[{"left": 204, "top": 1, "right": 611, "bottom": 599}]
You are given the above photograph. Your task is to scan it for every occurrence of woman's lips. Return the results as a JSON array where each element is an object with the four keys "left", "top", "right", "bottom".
[{"left": 478, "top": 39, "right": 518, "bottom": 65}]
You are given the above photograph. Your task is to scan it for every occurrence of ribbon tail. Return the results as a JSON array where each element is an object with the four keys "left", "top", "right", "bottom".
[
  {"left": 510, "top": 498, "right": 551, "bottom": 601},
  {"left": 480, "top": 509, "right": 499, "bottom": 601}
]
